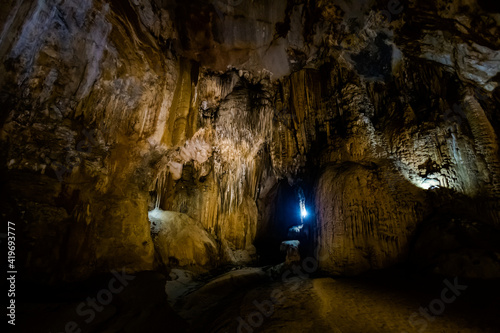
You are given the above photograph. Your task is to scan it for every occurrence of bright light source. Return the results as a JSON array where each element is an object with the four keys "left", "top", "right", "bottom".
[
  {"left": 298, "top": 187, "right": 307, "bottom": 220},
  {"left": 301, "top": 206, "right": 308, "bottom": 218}
]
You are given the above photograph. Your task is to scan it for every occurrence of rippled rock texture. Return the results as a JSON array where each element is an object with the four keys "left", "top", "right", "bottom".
[{"left": 1, "top": 0, "right": 499, "bottom": 281}]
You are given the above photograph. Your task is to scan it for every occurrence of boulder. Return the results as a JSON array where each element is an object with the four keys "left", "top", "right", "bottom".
[{"left": 149, "top": 209, "right": 218, "bottom": 270}]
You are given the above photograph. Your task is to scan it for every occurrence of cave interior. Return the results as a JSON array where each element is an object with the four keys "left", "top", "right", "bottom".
[{"left": 1, "top": 0, "right": 500, "bottom": 332}]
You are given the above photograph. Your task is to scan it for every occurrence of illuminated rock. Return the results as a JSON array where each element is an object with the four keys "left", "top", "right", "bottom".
[{"left": 149, "top": 209, "right": 218, "bottom": 269}]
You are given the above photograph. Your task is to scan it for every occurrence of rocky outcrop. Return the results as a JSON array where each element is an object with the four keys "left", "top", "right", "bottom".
[
  {"left": 149, "top": 209, "right": 218, "bottom": 269},
  {"left": 315, "top": 164, "right": 425, "bottom": 276}
]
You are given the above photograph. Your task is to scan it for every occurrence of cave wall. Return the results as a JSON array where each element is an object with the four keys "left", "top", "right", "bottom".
[
  {"left": 262, "top": 0, "right": 500, "bottom": 276},
  {"left": 1, "top": 0, "right": 500, "bottom": 281},
  {"left": 1, "top": 0, "right": 179, "bottom": 280},
  {"left": 315, "top": 164, "right": 424, "bottom": 275},
  {"left": 269, "top": 58, "right": 500, "bottom": 275},
  {"left": 0, "top": 0, "right": 284, "bottom": 280}
]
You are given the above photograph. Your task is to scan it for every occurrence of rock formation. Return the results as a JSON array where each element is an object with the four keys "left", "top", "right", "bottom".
[{"left": 1, "top": 0, "right": 500, "bottom": 283}]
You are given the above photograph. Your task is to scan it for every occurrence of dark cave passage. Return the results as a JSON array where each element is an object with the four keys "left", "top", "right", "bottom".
[{"left": 255, "top": 180, "right": 314, "bottom": 266}]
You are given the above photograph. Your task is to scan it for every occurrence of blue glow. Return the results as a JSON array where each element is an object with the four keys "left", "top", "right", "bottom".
[
  {"left": 298, "top": 186, "right": 307, "bottom": 221},
  {"left": 301, "top": 207, "right": 308, "bottom": 218}
]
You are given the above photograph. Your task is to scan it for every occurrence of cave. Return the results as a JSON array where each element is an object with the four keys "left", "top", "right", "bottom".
[
  {"left": 1, "top": 0, "right": 500, "bottom": 332},
  {"left": 255, "top": 180, "right": 314, "bottom": 265}
]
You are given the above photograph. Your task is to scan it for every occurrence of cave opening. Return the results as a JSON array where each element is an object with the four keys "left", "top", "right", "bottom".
[{"left": 256, "top": 180, "right": 314, "bottom": 265}]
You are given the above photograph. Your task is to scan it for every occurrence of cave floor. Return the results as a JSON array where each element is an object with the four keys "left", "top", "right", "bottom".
[
  {"left": 202, "top": 269, "right": 500, "bottom": 333},
  {"left": 15, "top": 268, "right": 500, "bottom": 333}
]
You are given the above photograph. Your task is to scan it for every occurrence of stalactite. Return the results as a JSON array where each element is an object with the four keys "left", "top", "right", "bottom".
[
  {"left": 213, "top": 82, "right": 274, "bottom": 213},
  {"left": 463, "top": 90, "right": 500, "bottom": 196}
]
